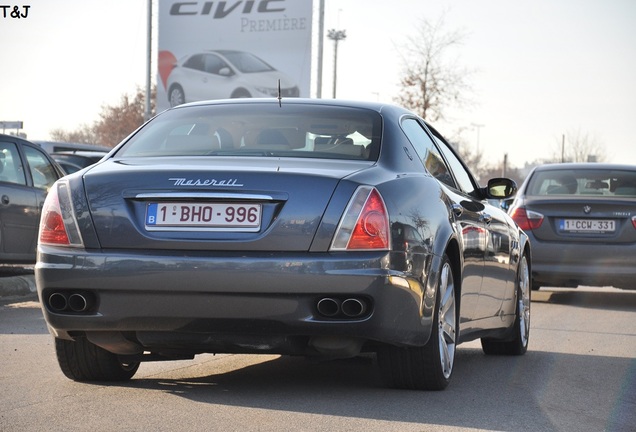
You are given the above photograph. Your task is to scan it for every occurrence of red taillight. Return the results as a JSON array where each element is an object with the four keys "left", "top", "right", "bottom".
[
  {"left": 39, "top": 186, "right": 71, "bottom": 245},
  {"left": 38, "top": 181, "right": 83, "bottom": 246},
  {"left": 632, "top": 216, "right": 636, "bottom": 229},
  {"left": 510, "top": 207, "right": 544, "bottom": 231},
  {"left": 331, "top": 186, "right": 390, "bottom": 251},
  {"left": 347, "top": 189, "right": 390, "bottom": 249}
]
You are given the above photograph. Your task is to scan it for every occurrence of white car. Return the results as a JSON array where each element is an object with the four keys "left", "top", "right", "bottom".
[{"left": 166, "top": 50, "right": 300, "bottom": 106}]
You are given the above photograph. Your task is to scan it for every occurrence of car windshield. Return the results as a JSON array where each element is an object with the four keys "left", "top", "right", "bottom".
[
  {"left": 117, "top": 103, "right": 382, "bottom": 161},
  {"left": 220, "top": 51, "right": 274, "bottom": 73},
  {"left": 527, "top": 168, "right": 636, "bottom": 197}
]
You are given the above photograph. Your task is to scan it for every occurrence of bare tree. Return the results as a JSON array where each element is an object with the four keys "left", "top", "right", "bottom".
[
  {"left": 93, "top": 89, "right": 146, "bottom": 147},
  {"left": 394, "top": 13, "right": 473, "bottom": 121},
  {"left": 446, "top": 131, "right": 525, "bottom": 185},
  {"left": 49, "top": 86, "right": 156, "bottom": 147},
  {"left": 444, "top": 130, "right": 488, "bottom": 181},
  {"left": 50, "top": 124, "right": 99, "bottom": 144},
  {"left": 553, "top": 129, "right": 608, "bottom": 163}
]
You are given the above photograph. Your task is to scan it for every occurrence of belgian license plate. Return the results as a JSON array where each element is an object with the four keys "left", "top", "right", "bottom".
[
  {"left": 559, "top": 219, "right": 615, "bottom": 233},
  {"left": 146, "top": 202, "right": 261, "bottom": 231}
]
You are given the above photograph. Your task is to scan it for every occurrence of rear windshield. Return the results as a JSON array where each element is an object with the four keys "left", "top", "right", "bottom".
[
  {"left": 527, "top": 168, "right": 636, "bottom": 197},
  {"left": 117, "top": 103, "right": 382, "bottom": 161}
]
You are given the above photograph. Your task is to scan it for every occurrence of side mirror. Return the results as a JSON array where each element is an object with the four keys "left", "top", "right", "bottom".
[
  {"left": 219, "top": 67, "right": 233, "bottom": 77},
  {"left": 487, "top": 178, "right": 517, "bottom": 199}
]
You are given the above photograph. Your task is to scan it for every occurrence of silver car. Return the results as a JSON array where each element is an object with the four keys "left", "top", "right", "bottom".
[
  {"left": 508, "top": 162, "right": 636, "bottom": 290},
  {"left": 36, "top": 99, "right": 530, "bottom": 390}
]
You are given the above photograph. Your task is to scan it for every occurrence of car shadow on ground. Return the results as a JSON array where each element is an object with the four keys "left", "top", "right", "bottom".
[
  {"left": 103, "top": 346, "right": 635, "bottom": 432},
  {"left": 532, "top": 287, "right": 636, "bottom": 312},
  {"left": 0, "top": 265, "right": 34, "bottom": 277}
]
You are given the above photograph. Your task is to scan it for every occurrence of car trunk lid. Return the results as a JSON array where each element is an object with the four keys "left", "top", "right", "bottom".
[
  {"left": 82, "top": 157, "right": 371, "bottom": 251},
  {"left": 526, "top": 196, "right": 636, "bottom": 243}
]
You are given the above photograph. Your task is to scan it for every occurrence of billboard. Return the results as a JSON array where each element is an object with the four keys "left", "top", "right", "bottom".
[{"left": 157, "top": 0, "right": 313, "bottom": 112}]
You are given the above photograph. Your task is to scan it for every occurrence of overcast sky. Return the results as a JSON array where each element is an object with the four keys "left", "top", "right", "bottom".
[{"left": 1, "top": 0, "right": 635, "bottom": 169}]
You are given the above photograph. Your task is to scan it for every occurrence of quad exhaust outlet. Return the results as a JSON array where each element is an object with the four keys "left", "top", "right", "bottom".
[
  {"left": 316, "top": 297, "right": 369, "bottom": 318},
  {"left": 47, "top": 291, "right": 95, "bottom": 313}
]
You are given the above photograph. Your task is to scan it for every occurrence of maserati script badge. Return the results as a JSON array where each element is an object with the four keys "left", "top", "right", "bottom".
[{"left": 169, "top": 177, "right": 244, "bottom": 187}]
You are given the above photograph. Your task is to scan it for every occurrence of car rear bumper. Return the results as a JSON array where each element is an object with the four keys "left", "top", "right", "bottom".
[
  {"left": 528, "top": 238, "right": 636, "bottom": 289},
  {"left": 36, "top": 246, "right": 435, "bottom": 356}
]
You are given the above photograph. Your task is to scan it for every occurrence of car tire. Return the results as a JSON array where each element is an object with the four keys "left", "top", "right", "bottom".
[
  {"left": 377, "top": 254, "right": 457, "bottom": 390},
  {"left": 55, "top": 337, "right": 140, "bottom": 382},
  {"left": 481, "top": 251, "right": 531, "bottom": 356},
  {"left": 231, "top": 88, "right": 251, "bottom": 98},
  {"left": 168, "top": 84, "right": 185, "bottom": 107}
]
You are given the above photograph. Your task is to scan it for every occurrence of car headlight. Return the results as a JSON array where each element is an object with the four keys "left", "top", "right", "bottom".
[{"left": 254, "top": 87, "right": 279, "bottom": 97}]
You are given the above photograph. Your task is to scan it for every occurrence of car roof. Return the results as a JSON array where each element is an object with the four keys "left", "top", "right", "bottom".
[
  {"left": 33, "top": 140, "right": 111, "bottom": 153},
  {"left": 51, "top": 150, "right": 108, "bottom": 157},
  {"left": 176, "top": 97, "right": 405, "bottom": 115},
  {"left": 531, "top": 163, "right": 636, "bottom": 172},
  {"left": 0, "top": 133, "right": 36, "bottom": 146}
]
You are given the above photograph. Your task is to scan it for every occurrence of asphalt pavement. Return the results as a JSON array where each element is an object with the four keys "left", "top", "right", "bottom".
[{"left": 0, "top": 266, "right": 36, "bottom": 299}]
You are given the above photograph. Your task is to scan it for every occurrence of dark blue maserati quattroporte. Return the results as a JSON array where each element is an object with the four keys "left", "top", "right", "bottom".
[{"left": 36, "top": 98, "right": 531, "bottom": 390}]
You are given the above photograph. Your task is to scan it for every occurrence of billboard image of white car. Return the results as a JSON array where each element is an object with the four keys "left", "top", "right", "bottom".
[
  {"left": 164, "top": 49, "right": 300, "bottom": 107},
  {"left": 158, "top": 0, "right": 312, "bottom": 111}
]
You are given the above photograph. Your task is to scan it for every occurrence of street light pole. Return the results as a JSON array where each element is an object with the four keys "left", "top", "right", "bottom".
[
  {"left": 471, "top": 123, "right": 484, "bottom": 154},
  {"left": 144, "top": 0, "right": 152, "bottom": 121},
  {"left": 327, "top": 29, "right": 346, "bottom": 99},
  {"left": 316, "top": 0, "right": 325, "bottom": 98}
]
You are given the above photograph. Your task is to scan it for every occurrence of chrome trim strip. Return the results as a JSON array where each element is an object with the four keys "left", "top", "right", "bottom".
[{"left": 134, "top": 192, "right": 274, "bottom": 200}]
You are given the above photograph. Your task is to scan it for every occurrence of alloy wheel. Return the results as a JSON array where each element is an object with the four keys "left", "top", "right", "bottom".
[{"left": 437, "top": 261, "right": 457, "bottom": 379}]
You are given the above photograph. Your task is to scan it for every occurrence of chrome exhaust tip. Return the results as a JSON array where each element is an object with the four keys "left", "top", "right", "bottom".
[
  {"left": 341, "top": 298, "right": 367, "bottom": 317},
  {"left": 316, "top": 297, "right": 341, "bottom": 317}
]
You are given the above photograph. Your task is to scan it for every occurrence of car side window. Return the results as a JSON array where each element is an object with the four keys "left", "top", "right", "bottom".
[
  {"left": 401, "top": 118, "right": 455, "bottom": 188},
  {"left": 183, "top": 54, "right": 205, "bottom": 72},
  {"left": 203, "top": 54, "right": 228, "bottom": 75},
  {"left": 430, "top": 131, "right": 479, "bottom": 197},
  {"left": 23, "top": 146, "right": 58, "bottom": 189},
  {"left": 0, "top": 142, "right": 27, "bottom": 185}
]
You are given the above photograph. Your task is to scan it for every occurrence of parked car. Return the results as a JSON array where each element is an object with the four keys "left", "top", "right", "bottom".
[
  {"left": 0, "top": 134, "right": 65, "bottom": 263},
  {"left": 36, "top": 99, "right": 530, "bottom": 390},
  {"left": 166, "top": 50, "right": 300, "bottom": 107},
  {"left": 508, "top": 162, "right": 636, "bottom": 290},
  {"left": 34, "top": 140, "right": 111, "bottom": 154},
  {"left": 51, "top": 151, "right": 108, "bottom": 174}
]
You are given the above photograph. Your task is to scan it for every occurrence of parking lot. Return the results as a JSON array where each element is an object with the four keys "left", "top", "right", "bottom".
[
  {"left": 1, "top": 268, "right": 634, "bottom": 432},
  {"left": 0, "top": 266, "right": 35, "bottom": 298}
]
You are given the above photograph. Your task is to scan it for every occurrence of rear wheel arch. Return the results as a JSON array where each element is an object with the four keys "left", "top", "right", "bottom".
[
  {"left": 168, "top": 84, "right": 185, "bottom": 107},
  {"left": 231, "top": 88, "right": 251, "bottom": 98},
  {"left": 444, "top": 238, "right": 461, "bottom": 287},
  {"left": 523, "top": 242, "right": 532, "bottom": 280},
  {"left": 423, "top": 234, "right": 461, "bottom": 324},
  {"left": 444, "top": 238, "right": 462, "bottom": 332},
  {"left": 378, "top": 251, "right": 458, "bottom": 390},
  {"left": 519, "top": 233, "right": 538, "bottom": 291}
]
